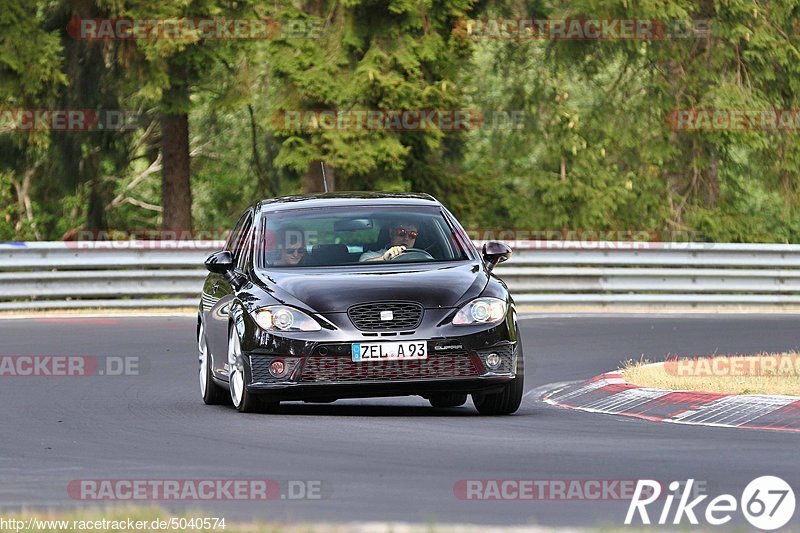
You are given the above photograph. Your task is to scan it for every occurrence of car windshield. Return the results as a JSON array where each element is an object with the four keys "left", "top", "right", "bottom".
[{"left": 256, "top": 206, "right": 471, "bottom": 268}]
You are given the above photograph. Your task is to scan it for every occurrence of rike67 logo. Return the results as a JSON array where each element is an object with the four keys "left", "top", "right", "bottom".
[{"left": 625, "top": 476, "right": 795, "bottom": 530}]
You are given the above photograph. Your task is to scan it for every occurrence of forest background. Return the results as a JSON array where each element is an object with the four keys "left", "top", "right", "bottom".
[{"left": 3, "top": 0, "right": 799, "bottom": 243}]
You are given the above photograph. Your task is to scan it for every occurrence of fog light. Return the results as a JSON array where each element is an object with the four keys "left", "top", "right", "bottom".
[
  {"left": 485, "top": 353, "right": 502, "bottom": 370},
  {"left": 269, "top": 360, "right": 287, "bottom": 378}
]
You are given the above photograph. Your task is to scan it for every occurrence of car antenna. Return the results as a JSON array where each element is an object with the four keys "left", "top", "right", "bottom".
[{"left": 321, "top": 161, "right": 329, "bottom": 193}]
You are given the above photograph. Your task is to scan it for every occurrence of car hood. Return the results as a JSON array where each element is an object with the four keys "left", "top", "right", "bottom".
[{"left": 254, "top": 262, "right": 487, "bottom": 313}]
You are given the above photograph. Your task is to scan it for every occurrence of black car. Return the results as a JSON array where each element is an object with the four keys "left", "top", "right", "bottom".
[{"left": 197, "top": 192, "right": 524, "bottom": 415}]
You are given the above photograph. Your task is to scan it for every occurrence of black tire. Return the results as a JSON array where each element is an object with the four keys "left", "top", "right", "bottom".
[
  {"left": 199, "top": 320, "right": 227, "bottom": 405},
  {"left": 236, "top": 387, "right": 280, "bottom": 414},
  {"left": 233, "top": 380, "right": 282, "bottom": 413},
  {"left": 428, "top": 393, "right": 468, "bottom": 408},
  {"left": 472, "top": 339, "right": 525, "bottom": 415},
  {"left": 234, "top": 384, "right": 265, "bottom": 413}
]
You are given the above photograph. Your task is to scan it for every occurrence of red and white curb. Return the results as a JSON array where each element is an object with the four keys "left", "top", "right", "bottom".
[{"left": 541, "top": 368, "right": 800, "bottom": 433}]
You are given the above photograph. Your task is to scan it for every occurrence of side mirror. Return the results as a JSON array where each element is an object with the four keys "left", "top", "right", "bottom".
[
  {"left": 205, "top": 250, "right": 234, "bottom": 274},
  {"left": 482, "top": 241, "right": 512, "bottom": 272}
]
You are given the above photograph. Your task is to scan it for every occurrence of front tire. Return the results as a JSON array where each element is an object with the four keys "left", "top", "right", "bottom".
[
  {"left": 472, "top": 340, "right": 524, "bottom": 415},
  {"left": 227, "top": 326, "right": 280, "bottom": 414},
  {"left": 199, "top": 320, "right": 227, "bottom": 405}
]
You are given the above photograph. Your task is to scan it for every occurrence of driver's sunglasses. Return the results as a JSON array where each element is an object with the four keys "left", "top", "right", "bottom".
[
  {"left": 394, "top": 228, "right": 419, "bottom": 239},
  {"left": 284, "top": 246, "right": 306, "bottom": 256}
]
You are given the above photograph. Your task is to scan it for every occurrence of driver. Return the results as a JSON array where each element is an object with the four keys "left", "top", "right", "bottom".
[{"left": 360, "top": 221, "right": 419, "bottom": 262}]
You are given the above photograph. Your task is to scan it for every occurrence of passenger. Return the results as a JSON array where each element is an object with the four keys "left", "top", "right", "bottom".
[{"left": 274, "top": 227, "right": 307, "bottom": 266}]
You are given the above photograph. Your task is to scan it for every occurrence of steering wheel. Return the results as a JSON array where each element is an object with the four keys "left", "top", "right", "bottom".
[{"left": 391, "top": 247, "right": 434, "bottom": 262}]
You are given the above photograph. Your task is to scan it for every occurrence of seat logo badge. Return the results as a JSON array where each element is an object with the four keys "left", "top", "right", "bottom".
[{"left": 380, "top": 310, "right": 394, "bottom": 321}]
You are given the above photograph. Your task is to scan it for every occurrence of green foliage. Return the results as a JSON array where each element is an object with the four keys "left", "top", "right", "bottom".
[
  {"left": 264, "top": 0, "right": 478, "bottom": 188},
  {"left": 457, "top": 0, "right": 800, "bottom": 239},
  {"left": 0, "top": 0, "right": 66, "bottom": 103},
  {"left": 0, "top": 172, "right": 20, "bottom": 240}
]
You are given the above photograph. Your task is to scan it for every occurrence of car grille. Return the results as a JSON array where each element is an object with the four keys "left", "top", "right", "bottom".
[
  {"left": 347, "top": 302, "right": 423, "bottom": 331},
  {"left": 299, "top": 354, "right": 480, "bottom": 383}
]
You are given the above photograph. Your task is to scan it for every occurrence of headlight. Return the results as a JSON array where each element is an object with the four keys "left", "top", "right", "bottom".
[
  {"left": 253, "top": 306, "right": 321, "bottom": 332},
  {"left": 452, "top": 297, "right": 507, "bottom": 326}
]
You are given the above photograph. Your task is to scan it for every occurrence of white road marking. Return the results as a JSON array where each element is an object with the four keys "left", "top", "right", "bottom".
[
  {"left": 672, "top": 395, "right": 798, "bottom": 426},
  {"left": 523, "top": 381, "right": 580, "bottom": 401},
  {"left": 581, "top": 387, "right": 671, "bottom": 414}
]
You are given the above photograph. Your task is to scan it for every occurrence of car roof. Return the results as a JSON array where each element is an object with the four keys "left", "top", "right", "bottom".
[{"left": 254, "top": 192, "right": 441, "bottom": 213}]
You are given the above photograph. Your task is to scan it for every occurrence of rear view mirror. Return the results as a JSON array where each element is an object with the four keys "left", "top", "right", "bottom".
[
  {"left": 333, "top": 218, "right": 373, "bottom": 232},
  {"left": 482, "top": 241, "right": 512, "bottom": 272},
  {"left": 205, "top": 250, "right": 234, "bottom": 274}
]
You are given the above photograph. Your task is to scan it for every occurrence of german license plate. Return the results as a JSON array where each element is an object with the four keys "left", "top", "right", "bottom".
[{"left": 352, "top": 341, "right": 427, "bottom": 361}]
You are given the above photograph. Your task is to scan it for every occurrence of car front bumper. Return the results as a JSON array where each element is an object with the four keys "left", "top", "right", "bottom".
[{"left": 239, "top": 318, "right": 520, "bottom": 401}]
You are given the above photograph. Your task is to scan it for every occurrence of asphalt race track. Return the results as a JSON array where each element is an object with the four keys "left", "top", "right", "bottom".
[{"left": 1, "top": 314, "right": 798, "bottom": 529}]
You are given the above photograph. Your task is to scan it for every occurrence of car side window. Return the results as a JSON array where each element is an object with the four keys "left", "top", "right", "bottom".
[
  {"left": 236, "top": 220, "right": 254, "bottom": 272},
  {"left": 225, "top": 212, "right": 249, "bottom": 253},
  {"left": 231, "top": 213, "right": 253, "bottom": 268}
]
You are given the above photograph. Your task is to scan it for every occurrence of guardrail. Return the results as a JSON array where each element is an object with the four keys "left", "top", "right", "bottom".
[
  {"left": 0, "top": 242, "right": 219, "bottom": 310},
  {"left": 2, "top": 241, "right": 800, "bottom": 310}
]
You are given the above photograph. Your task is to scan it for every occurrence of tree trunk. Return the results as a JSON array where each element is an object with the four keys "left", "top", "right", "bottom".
[
  {"left": 703, "top": 150, "right": 719, "bottom": 208},
  {"left": 160, "top": 82, "right": 192, "bottom": 232},
  {"left": 303, "top": 160, "right": 335, "bottom": 193}
]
